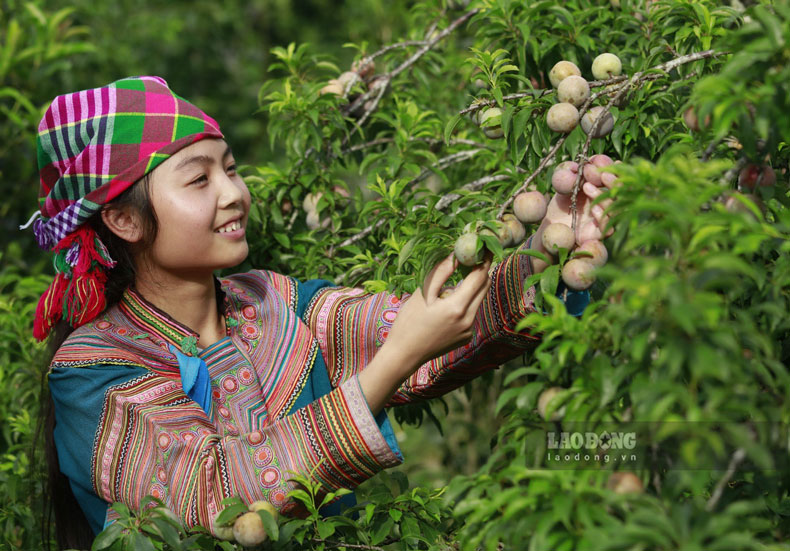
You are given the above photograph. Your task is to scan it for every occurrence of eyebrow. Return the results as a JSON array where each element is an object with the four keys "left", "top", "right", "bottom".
[{"left": 174, "top": 145, "right": 233, "bottom": 171}]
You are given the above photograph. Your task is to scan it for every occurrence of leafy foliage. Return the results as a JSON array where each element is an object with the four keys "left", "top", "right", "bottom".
[{"left": 3, "top": 0, "right": 790, "bottom": 550}]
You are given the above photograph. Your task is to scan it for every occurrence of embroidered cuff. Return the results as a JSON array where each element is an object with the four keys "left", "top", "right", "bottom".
[{"left": 295, "top": 377, "right": 403, "bottom": 492}]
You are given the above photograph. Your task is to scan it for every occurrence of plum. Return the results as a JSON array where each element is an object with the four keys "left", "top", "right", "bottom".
[
  {"left": 502, "top": 213, "right": 527, "bottom": 244},
  {"left": 537, "top": 387, "right": 566, "bottom": 421},
  {"left": 541, "top": 223, "right": 575, "bottom": 254},
  {"left": 557, "top": 75, "right": 590, "bottom": 108},
  {"left": 561, "top": 258, "right": 596, "bottom": 290},
  {"left": 575, "top": 240, "right": 608, "bottom": 268},
  {"left": 479, "top": 107, "right": 504, "bottom": 139},
  {"left": 552, "top": 168, "right": 578, "bottom": 195},
  {"left": 592, "top": 53, "right": 622, "bottom": 80},
  {"left": 549, "top": 61, "right": 582, "bottom": 88},
  {"left": 454, "top": 233, "right": 482, "bottom": 266},
  {"left": 547, "top": 102, "right": 579, "bottom": 133},
  {"left": 513, "top": 191, "right": 548, "bottom": 224},
  {"left": 233, "top": 512, "right": 268, "bottom": 547},
  {"left": 581, "top": 106, "right": 614, "bottom": 138}
]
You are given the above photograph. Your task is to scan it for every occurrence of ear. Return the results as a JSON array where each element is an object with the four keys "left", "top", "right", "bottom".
[{"left": 101, "top": 205, "right": 143, "bottom": 244}]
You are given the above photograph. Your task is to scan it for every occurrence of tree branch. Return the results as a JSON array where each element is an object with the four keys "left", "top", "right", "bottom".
[
  {"left": 331, "top": 148, "right": 490, "bottom": 254},
  {"left": 705, "top": 447, "right": 746, "bottom": 512},
  {"left": 312, "top": 538, "right": 388, "bottom": 551},
  {"left": 494, "top": 49, "right": 724, "bottom": 225}
]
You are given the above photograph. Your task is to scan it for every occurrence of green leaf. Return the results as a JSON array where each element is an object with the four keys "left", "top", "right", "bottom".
[
  {"left": 130, "top": 531, "right": 157, "bottom": 551},
  {"left": 370, "top": 517, "right": 394, "bottom": 545},
  {"left": 316, "top": 520, "right": 335, "bottom": 539},
  {"left": 398, "top": 237, "right": 419, "bottom": 271},
  {"left": 257, "top": 509, "right": 280, "bottom": 542},
  {"left": 214, "top": 503, "right": 248, "bottom": 527},
  {"left": 147, "top": 518, "right": 182, "bottom": 550},
  {"left": 444, "top": 114, "right": 462, "bottom": 145},
  {"left": 91, "top": 522, "right": 124, "bottom": 551},
  {"left": 540, "top": 264, "right": 560, "bottom": 297}
]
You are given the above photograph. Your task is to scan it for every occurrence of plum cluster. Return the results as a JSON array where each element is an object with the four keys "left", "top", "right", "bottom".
[
  {"left": 546, "top": 54, "right": 621, "bottom": 137},
  {"left": 453, "top": 155, "right": 617, "bottom": 291}
]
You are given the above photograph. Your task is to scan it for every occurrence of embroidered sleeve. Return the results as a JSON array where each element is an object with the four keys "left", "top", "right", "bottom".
[
  {"left": 49, "top": 364, "right": 401, "bottom": 534},
  {"left": 298, "top": 235, "right": 555, "bottom": 405}
]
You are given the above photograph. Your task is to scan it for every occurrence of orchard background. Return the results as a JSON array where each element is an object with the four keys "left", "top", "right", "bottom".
[{"left": 2, "top": 0, "right": 790, "bottom": 549}]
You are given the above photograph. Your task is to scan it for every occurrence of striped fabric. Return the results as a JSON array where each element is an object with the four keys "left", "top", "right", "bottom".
[
  {"left": 303, "top": 238, "right": 542, "bottom": 403},
  {"left": 48, "top": 240, "right": 548, "bottom": 535},
  {"left": 34, "top": 76, "right": 223, "bottom": 250}
]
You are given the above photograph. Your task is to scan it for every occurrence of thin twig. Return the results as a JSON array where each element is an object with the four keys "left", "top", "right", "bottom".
[
  {"left": 313, "top": 539, "right": 388, "bottom": 551},
  {"left": 332, "top": 148, "right": 491, "bottom": 253},
  {"left": 366, "top": 40, "right": 429, "bottom": 61},
  {"left": 344, "top": 9, "right": 479, "bottom": 119},
  {"left": 496, "top": 137, "right": 569, "bottom": 219},
  {"left": 340, "top": 136, "right": 490, "bottom": 156},
  {"left": 705, "top": 447, "right": 746, "bottom": 512},
  {"left": 436, "top": 174, "right": 512, "bottom": 211}
]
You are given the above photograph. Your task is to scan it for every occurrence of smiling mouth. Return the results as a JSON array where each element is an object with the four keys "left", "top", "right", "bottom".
[{"left": 215, "top": 220, "right": 242, "bottom": 233}]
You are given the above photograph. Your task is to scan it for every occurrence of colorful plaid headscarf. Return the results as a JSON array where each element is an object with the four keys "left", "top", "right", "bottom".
[{"left": 30, "top": 76, "right": 224, "bottom": 341}]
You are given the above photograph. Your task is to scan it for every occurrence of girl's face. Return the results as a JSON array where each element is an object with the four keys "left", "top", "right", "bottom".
[{"left": 144, "top": 138, "right": 251, "bottom": 276}]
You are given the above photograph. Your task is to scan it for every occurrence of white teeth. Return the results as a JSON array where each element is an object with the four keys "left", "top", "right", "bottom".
[{"left": 216, "top": 221, "right": 241, "bottom": 233}]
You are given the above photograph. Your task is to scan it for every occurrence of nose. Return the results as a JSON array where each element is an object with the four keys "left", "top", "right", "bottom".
[{"left": 217, "top": 171, "right": 248, "bottom": 210}]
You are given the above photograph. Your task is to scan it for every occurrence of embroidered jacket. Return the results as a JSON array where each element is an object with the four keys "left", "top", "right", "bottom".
[{"left": 48, "top": 237, "right": 584, "bottom": 534}]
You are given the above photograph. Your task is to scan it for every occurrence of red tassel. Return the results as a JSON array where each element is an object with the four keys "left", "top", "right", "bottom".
[
  {"left": 33, "top": 272, "right": 68, "bottom": 341},
  {"left": 33, "top": 225, "right": 114, "bottom": 341},
  {"left": 65, "top": 270, "right": 108, "bottom": 328}
]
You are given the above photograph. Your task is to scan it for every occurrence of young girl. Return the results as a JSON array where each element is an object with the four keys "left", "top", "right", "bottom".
[{"left": 30, "top": 76, "right": 607, "bottom": 548}]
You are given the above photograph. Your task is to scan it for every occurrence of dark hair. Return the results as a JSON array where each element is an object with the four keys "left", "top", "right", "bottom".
[{"left": 39, "top": 174, "right": 158, "bottom": 550}]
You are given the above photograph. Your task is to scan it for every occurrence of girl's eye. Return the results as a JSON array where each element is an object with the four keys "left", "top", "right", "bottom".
[
  {"left": 191, "top": 174, "right": 208, "bottom": 185},
  {"left": 226, "top": 164, "right": 238, "bottom": 174}
]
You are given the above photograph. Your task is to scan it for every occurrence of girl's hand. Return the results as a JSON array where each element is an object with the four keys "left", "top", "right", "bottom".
[
  {"left": 386, "top": 252, "right": 492, "bottom": 368},
  {"left": 358, "top": 253, "right": 492, "bottom": 415},
  {"left": 543, "top": 179, "right": 616, "bottom": 244}
]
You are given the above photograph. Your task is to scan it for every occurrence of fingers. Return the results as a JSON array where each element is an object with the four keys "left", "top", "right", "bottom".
[
  {"left": 584, "top": 182, "right": 615, "bottom": 234},
  {"left": 423, "top": 253, "right": 457, "bottom": 302},
  {"left": 463, "top": 271, "right": 492, "bottom": 324},
  {"left": 452, "top": 257, "right": 492, "bottom": 308}
]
